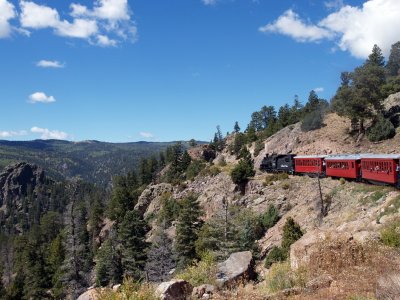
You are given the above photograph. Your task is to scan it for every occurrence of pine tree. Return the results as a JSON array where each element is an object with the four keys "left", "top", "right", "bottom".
[
  {"left": 234, "top": 121, "right": 241, "bottom": 133},
  {"left": 118, "top": 210, "right": 149, "bottom": 280},
  {"left": 230, "top": 148, "right": 255, "bottom": 194},
  {"left": 366, "top": 44, "right": 385, "bottom": 67},
  {"left": 175, "top": 194, "right": 203, "bottom": 268},
  {"left": 278, "top": 104, "right": 291, "bottom": 127},
  {"left": 386, "top": 41, "right": 400, "bottom": 77},
  {"left": 281, "top": 217, "right": 303, "bottom": 251},
  {"left": 95, "top": 229, "right": 122, "bottom": 286},
  {"left": 145, "top": 226, "right": 176, "bottom": 282}
]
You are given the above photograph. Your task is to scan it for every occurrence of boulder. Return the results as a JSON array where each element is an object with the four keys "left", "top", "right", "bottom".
[
  {"left": 216, "top": 251, "right": 255, "bottom": 287},
  {"left": 305, "top": 274, "right": 333, "bottom": 292},
  {"left": 290, "top": 230, "right": 328, "bottom": 270},
  {"left": 76, "top": 289, "right": 100, "bottom": 300},
  {"left": 192, "top": 284, "right": 215, "bottom": 299},
  {"left": 134, "top": 183, "right": 173, "bottom": 217},
  {"left": 376, "top": 272, "right": 400, "bottom": 300},
  {"left": 155, "top": 279, "right": 193, "bottom": 300}
]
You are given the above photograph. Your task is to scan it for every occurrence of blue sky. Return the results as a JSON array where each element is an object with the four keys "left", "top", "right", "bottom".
[{"left": 1, "top": 0, "right": 399, "bottom": 142}]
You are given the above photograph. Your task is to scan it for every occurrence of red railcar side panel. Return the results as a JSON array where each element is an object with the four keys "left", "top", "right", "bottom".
[
  {"left": 361, "top": 159, "right": 397, "bottom": 184},
  {"left": 326, "top": 160, "right": 360, "bottom": 179},
  {"left": 294, "top": 158, "right": 324, "bottom": 174}
]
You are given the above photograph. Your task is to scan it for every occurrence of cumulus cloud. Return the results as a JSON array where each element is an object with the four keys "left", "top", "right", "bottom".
[
  {"left": 31, "top": 127, "right": 69, "bottom": 140},
  {"left": 36, "top": 60, "right": 65, "bottom": 68},
  {"left": 139, "top": 132, "right": 154, "bottom": 139},
  {"left": 18, "top": 0, "right": 136, "bottom": 46},
  {"left": 260, "top": 0, "right": 400, "bottom": 58},
  {"left": 29, "top": 92, "right": 56, "bottom": 103},
  {"left": 0, "top": 0, "right": 16, "bottom": 38},
  {"left": 314, "top": 87, "right": 325, "bottom": 93},
  {"left": 259, "top": 10, "right": 333, "bottom": 42},
  {"left": 0, "top": 130, "right": 28, "bottom": 138}
]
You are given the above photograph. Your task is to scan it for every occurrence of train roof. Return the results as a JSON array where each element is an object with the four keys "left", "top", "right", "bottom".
[
  {"left": 294, "top": 155, "right": 327, "bottom": 159},
  {"left": 325, "top": 154, "right": 362, "bottom": 160},
  {"left": 360, "top": 154, "right": 400, "bottom": 159}
]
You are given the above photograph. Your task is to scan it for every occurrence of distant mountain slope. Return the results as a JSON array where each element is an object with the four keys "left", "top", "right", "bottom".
[{"left": 0, "top": 139, "right": 184, "bottom": 186}]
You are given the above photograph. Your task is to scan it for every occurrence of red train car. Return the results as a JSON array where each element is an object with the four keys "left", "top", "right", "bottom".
[
  {"left": 361, "top": 154, "right": 400, "bottom": 186},
  {"left": 325, "top": 154, "right": 361, "bottom": 180},
  {"left": 294, "top": 155, "right": 326, "bottom": 175}
]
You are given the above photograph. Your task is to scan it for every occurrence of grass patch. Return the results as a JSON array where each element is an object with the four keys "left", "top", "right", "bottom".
[
  {"left": 175, "top": 252, "right": 217, "bottom": 286},
  {"left": 377, "top": 195, "right": 400, "bottom": 221},
  {"left": 381, "top": 219, "right": 400, "bottom": 248},
  {"left": 98, "top": 279, "right": 157, "bottom": 300},
  {"left": 264, "top": 173, "right": 289, "bottom": 186}
]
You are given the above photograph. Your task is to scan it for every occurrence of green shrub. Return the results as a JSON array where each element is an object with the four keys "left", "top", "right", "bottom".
[
  {"left": 175, "top": 252, "right": 217, "bottom": 286},
  {"left": 98, "top": 279, "right": 157, "bottom": 300},
  {"left": 260, "top": 204, "right": 280, "bottom": 230},
  {"left": 301, "top": 110, "right": 324, "bottom": 132},
  {"left": 281, "top": 217, "right": 303, "bottom": 250},
  {"left": 339, "top": 177, "right": 346, "bottom": 185},
  {"left": 264, "top": 246, "right": 287, "bottom": 268},
  {"left": 200, "top": 165, "right": 221, "bottom": 177},
  {"left": 381, "top": 220, "right": 400, "bottom": 248},
  {"left": 367, "top": 114, "right": 395, "bottom": 142},
  {"left": 186, "top": 160, "right": 206, "bottom": 180},
  {"left": 157, "top": 193, "right": 181, "bottom": 226},
  {"left": 281, "top": 182, "right": 290, "bottom": 190},
  {"left": 265, "top": 262, "right": 294, "bottom": 293}
]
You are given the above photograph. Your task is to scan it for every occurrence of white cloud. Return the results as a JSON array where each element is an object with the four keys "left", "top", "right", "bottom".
[
  {"left": 260, "top": 0, "right": 400, "bottom": 58},
  {"left": 29, "top": 92, "right": 56, "bottom": 103},
  {"left": 324, "top": 0, "right": 345, "bottom": 10},
  {"left": 31, "top": 127, "right": 69, "bottom": 140},
  {"left": 0, "top": 130, "right": 28, "bottom": 138},
  {"left": 139, "top": 132, "right": 154, "bottom": 139},
  {"left": 313, "top": 87, "right": 325, "bottom": 93},
  {"left": 0, "top": 0, "right": 16, "bottom": 38},
  {"left": 19, "top": 0, "right": 136, "bottom": 46},
  {"left": 259, "top": 10, "right": 333, "bottom": 42},
  {"left": 202, "top": 0, "right": 217, "bottom": 5},
  {"left": 95, "top": 34, "right": 117, "bottom": 46},
  {"left": 36, "top": 60, "right": 65, "bottom": 68}
]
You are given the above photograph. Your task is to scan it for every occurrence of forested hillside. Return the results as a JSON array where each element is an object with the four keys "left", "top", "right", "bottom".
[{"left": 0, "top": 140, "right": 195, "bottom": 187}]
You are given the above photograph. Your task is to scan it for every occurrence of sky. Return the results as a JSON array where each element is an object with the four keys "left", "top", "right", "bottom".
[{"left": 1, "top": 0, "right": 400, "bottom": 142}]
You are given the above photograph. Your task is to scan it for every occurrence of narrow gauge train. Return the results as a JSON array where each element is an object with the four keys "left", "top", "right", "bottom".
[{"left": 260, "top": 153, "right": 400, "bottom": 187}]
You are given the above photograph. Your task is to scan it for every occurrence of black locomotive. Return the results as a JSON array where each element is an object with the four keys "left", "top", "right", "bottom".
[{"left": 260, "top": 154, "right": 296, "bottom": 174}]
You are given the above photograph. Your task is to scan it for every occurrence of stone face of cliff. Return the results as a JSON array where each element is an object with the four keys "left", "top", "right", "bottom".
[{"left": 0, "top": 162, "right": 45, "bottom": 208}]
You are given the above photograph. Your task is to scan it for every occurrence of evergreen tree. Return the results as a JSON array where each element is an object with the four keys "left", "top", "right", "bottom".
[
  {"left": 366, "top": 44, "right": 385, "bottom": 67},
  {"left": 249, "top": 111, "right": 263, "bottom": 131},
  {"left": 189, "top": 139, "right": 197, "bottom": 147},
  {"left": 386, "top": 41, "right": 400, "bottom": 77},
  {"left": 281, "top": 217, "right": 303, "bottom": 251},
  {"left": 234, "top": 121, "right": 241, "bottom": 133},
  {"left": 175, "top": 194, "right": 203, "bottom": 268},
  {"left": 95, "top": 229, "right": 122, "bottom": 287},
  {"left": 145, "top": 227, "right": 176, "bottom": 282},
  {"left": 107, "top": 173, "right": 140, "bottom": 221},
  {"left": 230, "top": 148, "right": 255, "bottom": 194},
  {"left": 260, "top": 105, "right": 277, "bottom": 130},
  {"left": 289, "top": 95, "right": 303, "bottom": 124},
  {"left": 118, "top": 210, "right": 149, "bottom": 280},
  {"left": 278, "top": 104, "right": 291, "bottom": 127},
  {"left": 245, "top": 125, "right": 258, "bottom": 142}
]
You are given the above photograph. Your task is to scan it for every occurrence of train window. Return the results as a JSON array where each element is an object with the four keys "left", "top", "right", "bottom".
[{"left": 352, "top": 162, "right": 354, "bottom": 168}]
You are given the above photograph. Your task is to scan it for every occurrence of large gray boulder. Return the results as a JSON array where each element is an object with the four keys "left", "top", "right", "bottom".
[
  {"left": 376, "top": 273, "right": 400, "bottom": 300},
  {"left": 155, "top": 279, "right": 193, "bottom": 300},
  {"left": 76, "top": 289, "right": 100, "bottom": 300},
  {"left": 216, "top": 251, "right": 255, "bottom": 287}
]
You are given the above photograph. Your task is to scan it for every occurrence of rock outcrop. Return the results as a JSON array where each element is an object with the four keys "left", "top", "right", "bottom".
[
  {"left": 155, "top": 279, "right": 193, "bottom": 300},
  {"left": 216, "top": 251, "right": 255, "bottom": 287},
  {"left": 192, "top": 284, "right": 215, "bottom": 299},
  {"left": 135, "top": 183, "right": 173, "bottom": 218},
  {"left": 0, "top": 162, "right": 45, "bottom": 207}
]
